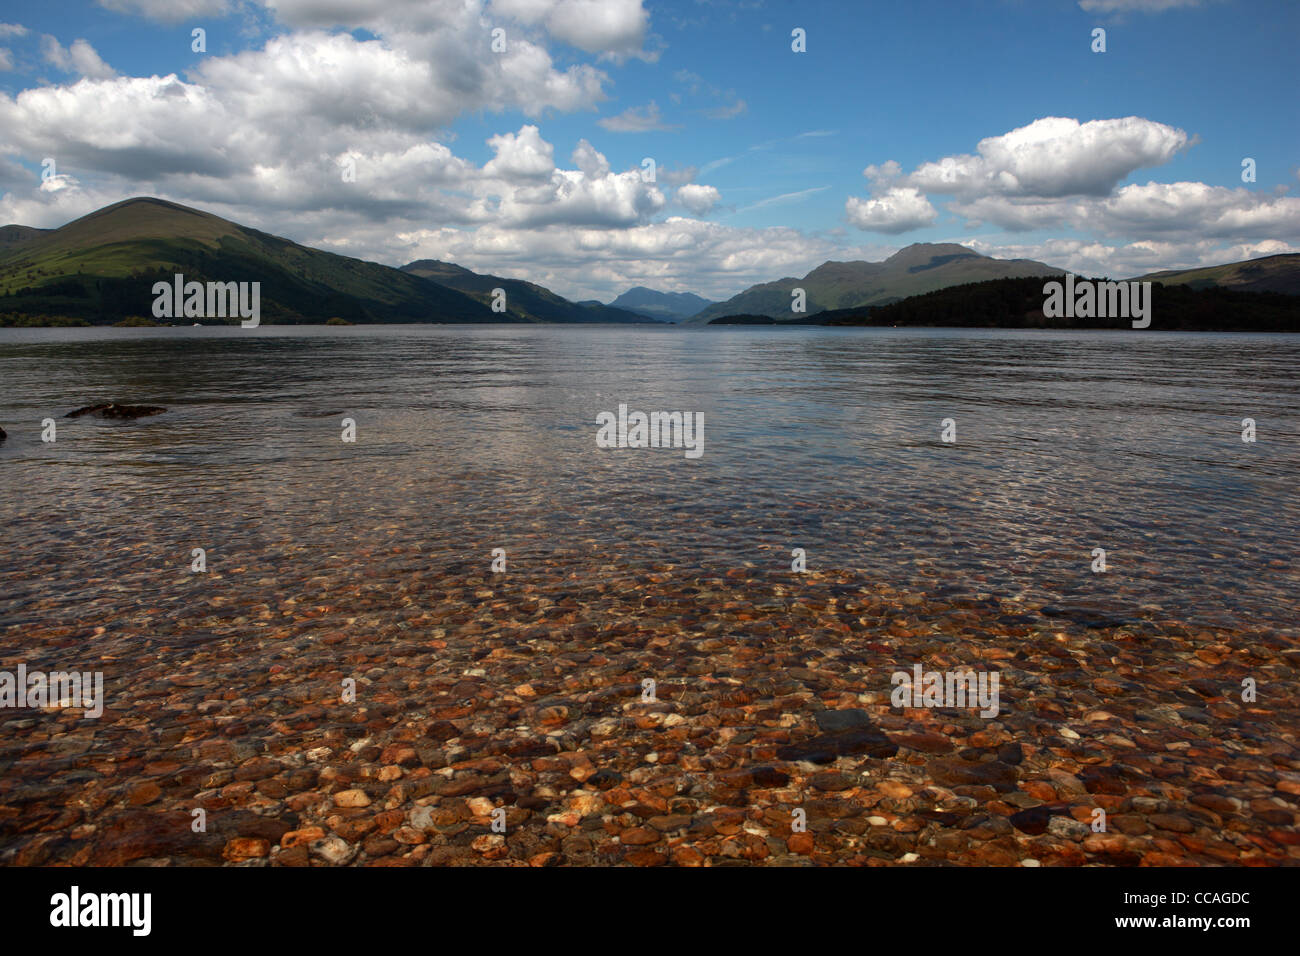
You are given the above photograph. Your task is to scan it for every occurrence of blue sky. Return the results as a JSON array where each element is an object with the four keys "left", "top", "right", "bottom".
[{"left": 0, "top": 0, "right": 1296, "bottom": 300}]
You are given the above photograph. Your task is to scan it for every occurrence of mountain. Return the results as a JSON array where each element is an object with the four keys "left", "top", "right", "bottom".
[
  {"left": 688, "top": 242, "right": 1065, "bottom": 322},
  {"left": 797, "top": 275, "right": 1298, "bottom": 331},
  {"left": 608, "top": 286, "right": 713, "bottom": 321},
  {"left": 0, "top": 197, "right": 502, "bottom": 324},
  {"left": 0, "top": 225, "right": 50, "bottom": 247},
  {"left": 1135, "top": 253, "right": 1300, "bottom": 296},
  {"left": 399, "top": 260, "right": 655, "bottom": 323}
]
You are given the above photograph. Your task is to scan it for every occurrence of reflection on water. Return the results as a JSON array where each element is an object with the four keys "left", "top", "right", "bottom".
[{"left": 1, "top": 324, "right": 1296, "bottom": 652}]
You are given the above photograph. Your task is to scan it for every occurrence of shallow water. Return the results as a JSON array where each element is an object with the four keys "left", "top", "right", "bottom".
[{"left": 0, "top": 323, "right": 1296, "bottom": 661}]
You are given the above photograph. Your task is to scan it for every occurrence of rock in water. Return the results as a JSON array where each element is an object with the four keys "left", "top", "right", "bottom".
[
  {"left": 65, "top": 403, "right": 167, "bottom": 420},
  {"left": 0, "top": 425, "right": 6, "bottom": 441}
]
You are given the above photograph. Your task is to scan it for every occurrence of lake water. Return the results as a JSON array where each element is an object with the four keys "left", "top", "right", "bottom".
[
  {"left": 3, "top": 323, "right": 1299, "bottom": 867},
  {"left": 1, "top": 324, "right": 1296, "bottom": 648}
]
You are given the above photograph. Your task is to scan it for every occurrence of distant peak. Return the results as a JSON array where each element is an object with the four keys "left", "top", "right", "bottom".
[{"left": 886, "top": 242, "right": 980, "bottom": 261}]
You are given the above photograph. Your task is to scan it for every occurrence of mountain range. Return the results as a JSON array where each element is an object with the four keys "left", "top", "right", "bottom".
[
  {"left": 400, "top": 260, "right": 652, "bottom": 324},
  {"left": 0, "top": 197, "right": 1296, "bottom": 327},
  {"left": 607, "top": 287, "right": 714, "bottom": 321},
  {"left": 0, "top": 198, "right": 653, "bottom": 325},
  {"left": 687, "top": 243, "right": 1066, "bottom": 322}
]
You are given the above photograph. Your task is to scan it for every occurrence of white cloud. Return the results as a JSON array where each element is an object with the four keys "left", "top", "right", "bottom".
[
  {"left": 484, "top": 125, "right": 555, "bottom": 179},
  {"left": 40, "top": 36, "right": 116, "bottom": 79},
  {"left": 845, "top": 186, "right": 938, "bottom": 233},
  {"left": 257, "top": 0, "right": 654, "bottom": 60},
  {"left": 676, "top": 183, "right": 719, "bottom": 216},
  {"left": 491, "top": 135, "right": 664, "bottom": 228},
  {"left": 598, "top": 101, "right": 675, "bottom": 132},
  {"left": 0, "top": 23, "right": 28, "bottom": 37},
  {"left": 493, "top": 0, "right": 651, "bottom": 60},
  {"left": 0, "top": 49, "right": 12, "bottom": 72},
  {"left": 380, "top": 216, "right": 881, "bottom": 300},
  {"left": 1078, "top": 0, "right": 1207, "bottom": 12},
  {"left": 704, "top": 98, "right": 746, "bottom": 120},
  {"left": 949, "top": 181, "right": 1300, "bottom": 240},
  {"left": 98, "top": 0, "right": 231, "bottom": 19},
  {"left": 962, "top": 235, "right": 1297, "bottom": 280},
  {"left": 908, "top": 116, "right": 1188, "bottom": 198},
  {"left": 1085, "top": 181, "right": 1300, "bottom": 238}
]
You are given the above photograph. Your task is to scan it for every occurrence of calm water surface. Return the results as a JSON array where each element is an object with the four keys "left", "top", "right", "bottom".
[{"left": 1, "top": 325, "right": 1296, "bottom": 651}]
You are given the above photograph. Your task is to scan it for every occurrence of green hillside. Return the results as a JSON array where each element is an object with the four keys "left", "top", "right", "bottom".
[
  {"left": 1136, "top": 253, "right": 1300, "bottom": 295},
  {"left": 0, "top": 197, "right": 497, "bottom": 324},
  {"left": 400, "top": 260, "right": 655, "bottom": 323},
  {"left": 0, "top": 225, "right": 51, "bottom": 247}
]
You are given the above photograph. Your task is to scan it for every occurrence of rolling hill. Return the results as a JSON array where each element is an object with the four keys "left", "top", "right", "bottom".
[
  {"left": 0, "top": 197, "right": 500, "bottom": 324},
  {"left": 688, "top": 243, "right": 1065, "bottom": 322},
  {"left": 399, "top": 260, "right": 656, "bottom": 323},
  {"left": 0, "top": 225, "right": 50, "bottom": 247},
  {"left": 1135, "top": 253, "right": 1300, "bottom": 296}
]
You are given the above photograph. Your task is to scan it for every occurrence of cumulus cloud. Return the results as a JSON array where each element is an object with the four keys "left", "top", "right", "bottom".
[
  {"left": 40, "top": 36, "right": 116, "bottom": 79},
  {"left": 256, "top": 0, "right": 654, "bottom": 60},
  {"left": 845, "top": 186, "right": 938, "bottom": 233},
  {"left": 949, "top": 181, "right": 1300, "bottom": 239},
  {"left": 381, "top": 217, "right": 881, "bottom": 300},
  {"left": 0, "top": 23, "right": 28, "bottom": 37},
  {"left": 493, "top": 0, "right": 652, "bottom": 61},
  {"left": 962, "top": 235, "right": 1297, "bottom": 281},
  {"left": 675, "top": 183, "right": 719, "bottom": 216},
  {"left": 846, "top": 115, "right": 1295, "bottom": 251},
  {"left": 484, "top": 125, "right": 555, "bottom": 179},
  {"left": 908, "top": 116, "right": 1188, "bottom": 198},
  {"left": 1083, "top": 181, "right": 1300, "bottom": 238},
  {"left": 490, "top": 136, "right": 664, "bottom": 228}
]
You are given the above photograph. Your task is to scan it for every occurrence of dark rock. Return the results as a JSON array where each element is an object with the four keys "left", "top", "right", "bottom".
[
  {"left": 587, "top": 769, "right": 623, "bottom": 790},
  {"left": 750, "top": 766, "right": 791, "bottom": 788},
  {"left": 777, "top": 725, "right": 899, "bottom": 764},
  {"left": 1080, "top": 765, "right": 1127, "bottom": 795},
  {"left": 814, "top": 708, "right": 873, "bottom": 733},
  {"left": 65, "top": 403, "right": 167, "bottom": 420},
  {"left": 809, "top": 771, "right": 854, "bottom": 791},
  {"left": 425, "top": 720, "right": 461, "bottom": 742},
  {"left": 930, "top": 758, "right": 1019, "bottom": 792},
  {"left": 1010, "top": 806, "right": 1054, "bottom": 835}
]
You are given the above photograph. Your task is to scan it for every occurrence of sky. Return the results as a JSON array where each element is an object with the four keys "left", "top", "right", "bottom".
[{"left": 0, "top": 0, "right": 1296, "bottom": 302}]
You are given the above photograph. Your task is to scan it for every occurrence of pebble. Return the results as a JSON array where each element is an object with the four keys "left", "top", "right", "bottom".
[{"left": 2, "top": 560, "right": 1294, "bottom": 869}]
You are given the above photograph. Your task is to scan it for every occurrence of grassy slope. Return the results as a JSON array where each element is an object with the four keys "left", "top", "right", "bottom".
[
  {"left": 1136, "top": 254, "right": 1300, "bottom": 295},
  {"left": 0, "top": 197, "right": 497, "bottom": 324},
  {"left": 0, "top": 225, "right": 52, "bottom": 247}
]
